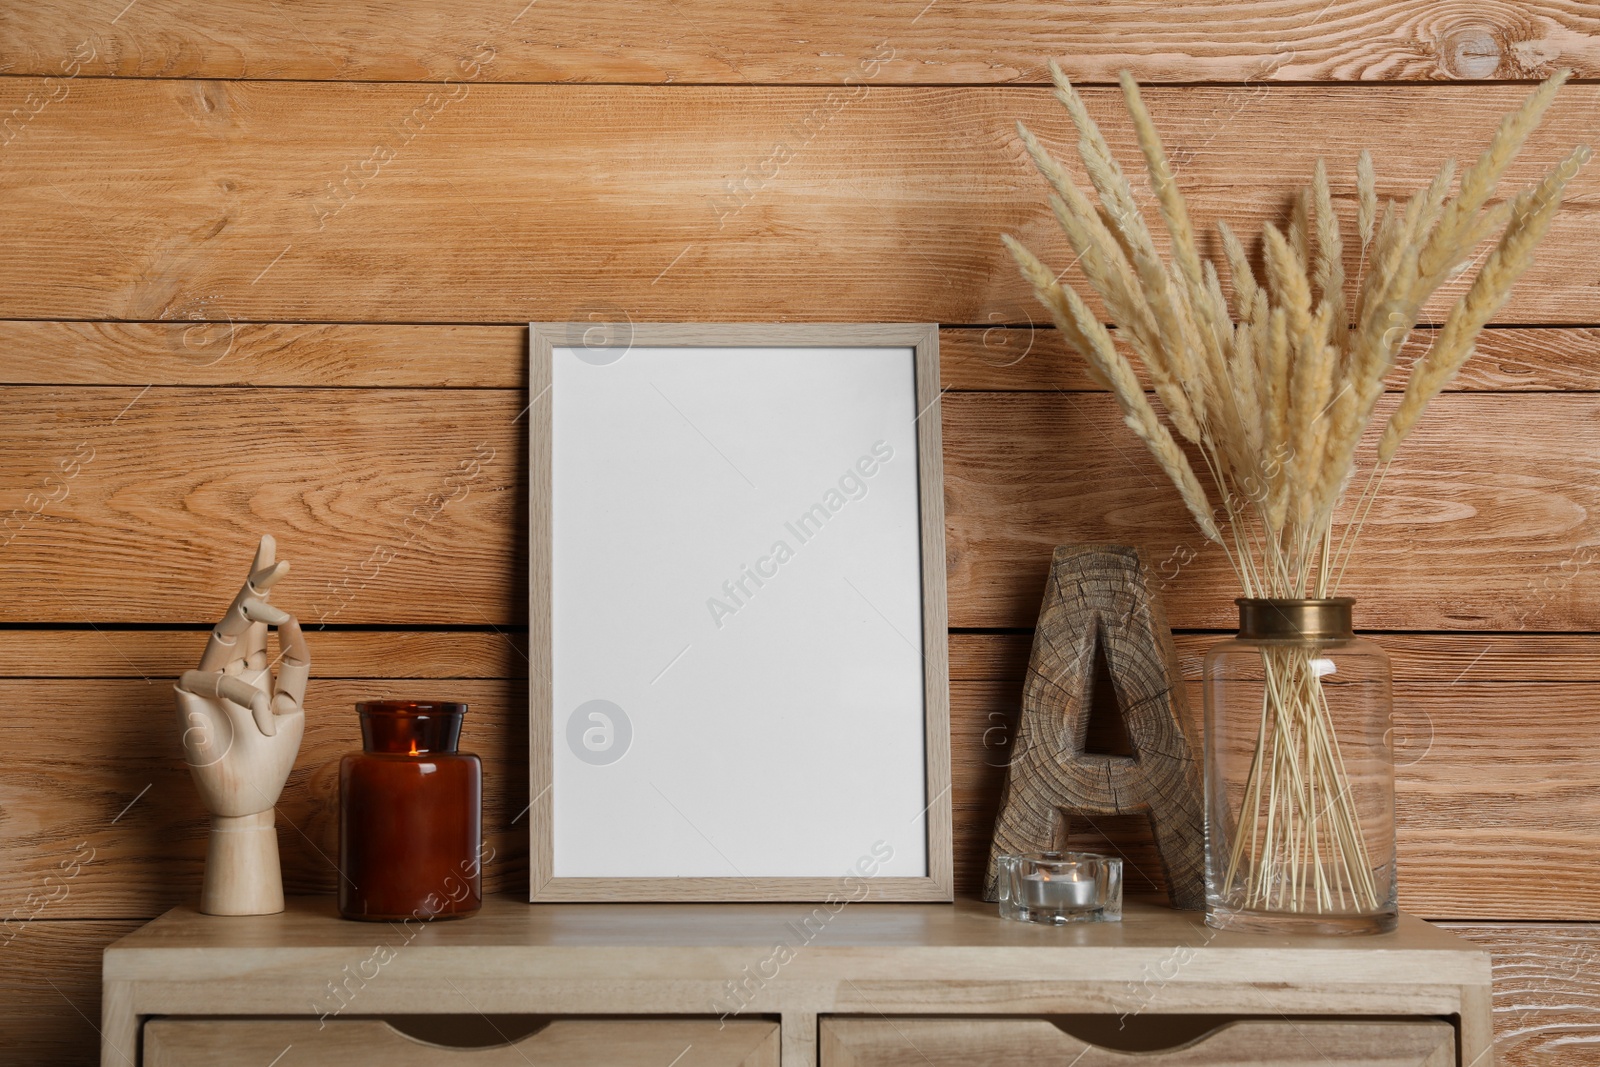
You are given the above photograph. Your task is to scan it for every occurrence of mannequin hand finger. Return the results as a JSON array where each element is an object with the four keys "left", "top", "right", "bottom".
[
  {"left": 245, "top": 539, "right": 290, "bottom": 665},
  {"left": 268, "top": 694, "right": 302, "bottom": 735},
  {"left": 244, "top": 619, "right": 269, "bottom": 671},
  {"left": 241, "top": 597, "right": 290, "bottom": 627},
  {"left": 178, "top": 670, "right": 270, "bottom": 726},
  {"left": 273, "top": 616, "right": 310, "bottom": 714},
  {"left": 277, "top": 615, "right": 309, "bottom": 665},
  {"left": 196, "top": 629, "right": 240, "bottom": 674},
  {"left": 242, "top": 598, "right": 284, "bottom": 673},
  {"left": 252, "top": 698, "right": 278, "bottom": 738},
  {"left": 198, "top": 562, "right": 289, "bottom": 672},
  {"left": 220, "top": 567, "right": 289, "bottom": 634},
  {"left": 251, "top": 559, "right": 288, "bottom": 596},
  {"left": 251, "top": 534, "right": 277, "bottom": 576},
  {"left": 267, "top": 703, "right": 305, "bottom": 767}
]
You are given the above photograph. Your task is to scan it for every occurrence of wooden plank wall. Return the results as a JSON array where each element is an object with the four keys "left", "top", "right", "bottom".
[{"left": 1, "top": 3, "right": 1597, "bottom": 1062}]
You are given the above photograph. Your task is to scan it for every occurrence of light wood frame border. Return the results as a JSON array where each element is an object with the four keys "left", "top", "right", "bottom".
[{"left": 528, "top": 323, "right": 951, "bottom": 902}]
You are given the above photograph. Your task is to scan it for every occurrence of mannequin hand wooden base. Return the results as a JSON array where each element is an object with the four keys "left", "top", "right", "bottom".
[{"left": 201, "top": 812, "right": 284, "bottom": 916}]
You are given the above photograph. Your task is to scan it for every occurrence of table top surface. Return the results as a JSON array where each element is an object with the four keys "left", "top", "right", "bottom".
[{"left": 106, "top": 894, "right": 1484, "bottom": 962}]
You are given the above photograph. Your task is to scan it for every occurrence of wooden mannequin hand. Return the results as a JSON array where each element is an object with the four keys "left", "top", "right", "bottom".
[{"left": 174, "top": 534, "right": 309, "bottom": 819}]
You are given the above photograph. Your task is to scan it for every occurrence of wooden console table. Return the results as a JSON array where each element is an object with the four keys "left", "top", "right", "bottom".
[{"left": 103, "top": 896, "right": 1494, "bottom": 1066}]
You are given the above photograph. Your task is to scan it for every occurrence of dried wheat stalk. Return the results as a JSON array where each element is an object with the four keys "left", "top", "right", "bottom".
[
  {"left": 1009, "top": 65, "right": 1583, "bottom": 597},
  {"left": 1006, "top": 69, "right": 1586, "bottom": 914}
]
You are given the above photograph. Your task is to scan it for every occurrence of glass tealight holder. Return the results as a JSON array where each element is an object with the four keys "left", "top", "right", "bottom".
[{"left": 996, "top": 851, "right": 1122, "bottom": 925}]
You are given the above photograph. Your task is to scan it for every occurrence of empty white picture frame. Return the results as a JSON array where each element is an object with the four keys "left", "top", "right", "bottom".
[{"left": 528, "top": 323, "right": 951, "bottom": 902}]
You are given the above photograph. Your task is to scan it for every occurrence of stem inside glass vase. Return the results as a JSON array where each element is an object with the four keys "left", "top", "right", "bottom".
[{"left": 1205, "top": 598, "right": 1396, "bottom": 935}]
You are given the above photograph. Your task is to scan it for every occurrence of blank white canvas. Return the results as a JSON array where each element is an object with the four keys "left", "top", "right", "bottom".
[{"left": 550, "top": 344, "right": 929, "bottom": 879}]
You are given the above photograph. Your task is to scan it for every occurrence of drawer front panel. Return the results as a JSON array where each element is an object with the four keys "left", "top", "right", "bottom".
[
  {"left": 146, "top": 1018, "right": 780, "bottom": 1067},
  {"left": 819, "top": 1018, "right": 1454, "bottom": 1066}
]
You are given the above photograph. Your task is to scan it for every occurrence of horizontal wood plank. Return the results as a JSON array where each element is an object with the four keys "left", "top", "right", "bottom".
[
  {"left": 0, "top": 321, "right": 525, "bottom": 388},
  {"left": 0, "top": 918, "right": 141, "bottom": 1067},
  {"left": 0, "top": 83, "right": 1595, "bottom": 324},
  {"left": 952, "top": 632, "right": 1600, "bottom": 684},
  {"left": 942, "top": 391, "right": 1600, "bottom": 631},
  {"left": 1442, "top": 923, "right": 1600, "bottom": 1066},
  {"left": 7, "top": 387, "right": 1597, "bottom": 630},
  {"left": 4, "top": 321, "right": 1597, "bottom": 392},
  {"left": 942, "top": 326, "right": 1600, "bottom": 394},
  {"left": 2, "top": 668, "right": 1596, "bottom": 920},
  {"left": 1, "top": 1, "right": 1595, "bottom": 82},
  {"left": 10, "top": 628, "right": 1594, "bottom": 682},
  {"left": 0, "top": 386, "right": 520, "bottom": 627},
  {"left": 0, "top": 629, "right": 525, "bottom": 678}
]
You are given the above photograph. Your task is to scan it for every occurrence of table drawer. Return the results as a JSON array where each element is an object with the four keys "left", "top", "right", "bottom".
[
  {"left": 819, "top": 1018, "right": 1454, "bottom": 1066},
  {"left": 146, "top": 1017, "right": 779, "bottom": 1066}
]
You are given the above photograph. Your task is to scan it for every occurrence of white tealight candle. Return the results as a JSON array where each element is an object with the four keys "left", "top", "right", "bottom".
[
  {"left": 1021, "top": 868, "right": 1097, "bottom": 911},
  {"left": 996, "top": 852, "right": 1122, "bottom": 925}
]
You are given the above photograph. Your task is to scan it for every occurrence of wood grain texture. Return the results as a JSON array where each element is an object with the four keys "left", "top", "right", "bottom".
[
  {"left": 941, "top": 392, "right": 1600, "bottom": 631},
  {"left": 8, "top": 388, "right": 1598, "bottom": 631},
  {"left": 940, "top": 326, "right": 1600, "bottom": 394},
  {"left": 912, "top": 324, "right": 956, "bottom": 903},
  {"left": 4, "top": 628, "right": 1598, "bottom": 683},
  {"left": 0, "top": 629, "right": 525, "bottom": 679},
  {"left": 146, "top": 1018, "right": 782, "bottom": 1067},
  {"left": 784, "top": 1012, "right": 818, "bottom": 1067},
  {"left": 0, "top": 321, "right": 525, "bottom": 388},
  {"left": 959, "top": 632, "right": 1600, "bottom": 684},
  {"left": 819, "top": 1018, "right": 1454, "bottom": 1066},
  {"left": 1443, "top": 923, "right": 1600, "bottom": 1067},
  {"left": 0, "top": 918, "right": 142, "bottom": 1067},
  {"left": 99, "top": 897, "right": 1493, "bottom": 1067},
  {"left": 0, "top": 1, "right": 1594, "bottom": 82},
  {"left": 14, "top": 916, "right": 1586, "bottom": 1067},
  {"left": 0, "top": 82, "right": 1595, "bottom": 325},
  {"left": 0, "top": 387, "right": 520, "bottom": 627},
  {"left": 0, "top": 321, "right": 529, "bottom": 388},
  {"left": 5, "top": 669, "right": 1598, "bottom": 920},
  {"left": 985, "top": 546, "right": 1203, "bottom": 908},
  {"left": 5, "top": 320, "right": 1596, "bottom": 392},
  {"left": 105, "top": 892, "right": 1485, "bottom": 983}
]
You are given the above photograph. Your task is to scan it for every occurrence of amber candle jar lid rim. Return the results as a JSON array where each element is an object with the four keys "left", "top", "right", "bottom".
[
  {"left": 356, "top": 701, "right": 468, "bottom": 754},
  {"left": 357, "top": 700, "right": 468, "bottom": 715}
]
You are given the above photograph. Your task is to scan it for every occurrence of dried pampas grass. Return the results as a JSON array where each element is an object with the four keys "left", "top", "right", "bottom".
[{"left": 1006, "top": 66, "right": 1586, "bottom": 600}]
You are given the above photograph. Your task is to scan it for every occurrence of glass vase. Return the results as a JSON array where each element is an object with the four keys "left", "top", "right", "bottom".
[
  {"left": 1203, "top": 598, "right": 1396, "bottom": 935},
  {"left": 339, "top": 700, "right": 482, "bottom": 922}
]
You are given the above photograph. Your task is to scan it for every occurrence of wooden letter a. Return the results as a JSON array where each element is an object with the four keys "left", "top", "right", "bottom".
[{"left": 984, "top": 544, "right": 1205, "bottom": 909}]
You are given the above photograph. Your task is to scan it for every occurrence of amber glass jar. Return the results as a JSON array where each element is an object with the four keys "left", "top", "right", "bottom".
[{"left": 339, "top": 701, "right": 482, "bottom": 922}]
